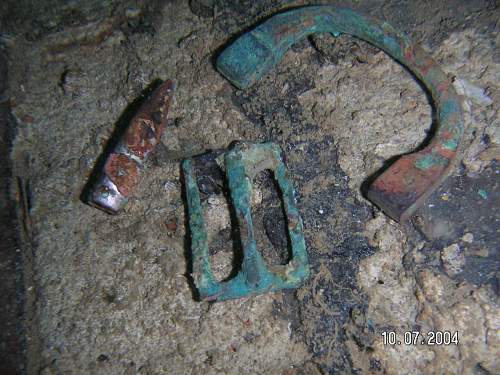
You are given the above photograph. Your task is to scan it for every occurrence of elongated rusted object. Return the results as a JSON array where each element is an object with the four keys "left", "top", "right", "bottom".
[
  {"left": 87, "top": 80, "right": 175, "bottom": 214},
  {"left": 216, "top": 7, "right": 464, "bottom": 222}
]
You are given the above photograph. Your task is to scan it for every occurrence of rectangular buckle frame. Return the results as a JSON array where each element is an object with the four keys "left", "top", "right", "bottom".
[{"left": 183, "top": 142, "right": 310, "bottom": 301}]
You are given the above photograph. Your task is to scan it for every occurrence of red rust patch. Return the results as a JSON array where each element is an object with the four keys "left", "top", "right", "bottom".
[
  {"left": 104, "top": 153, "right": 140, "bottom": 197},
  {"left": 404, "top": 46, "right": 414, "bottom": 61},
  {"left": 272, "top": 17, "right": 314, "bottom": 43},
  {"left": 417, "top": 58, "right": 437, "bottom": 75},
  {"left": 164, "top": 216, "right": 178, "bottom": 234},
  {"left": 436, "top": 79, "right": 451, "bottom": 93},
  {"left": 436, "top": 144, "right": 457, "bottom": 159},
  {"left": 122, "top": 80, "right": 173, "bottom": 159},
  {"left": 372, "top": 154, "right": 443, "bottom": 196},
  {"left": 124, "top": 118, "right": 159, "bottom": 158}
]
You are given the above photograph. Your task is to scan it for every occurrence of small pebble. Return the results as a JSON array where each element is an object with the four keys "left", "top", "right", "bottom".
[
  {"left": 207, "top": 196, "right": 219, "bottom": 205},
  {"left": 164, "top": 181, "right": 177, "bottom": 191},
  {"left": 164, "top": 217, "right": 178, "bottom": 234},
  {"left": 441, "top": 243, "right": 465, "bottom": 276},
  {"left": 462, "top": 233, "right": 474, "bottom": 243}
]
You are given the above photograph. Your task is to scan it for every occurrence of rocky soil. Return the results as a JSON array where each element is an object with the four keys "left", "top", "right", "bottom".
[{"left": 1, "top": 0, "right": 498, "bottom": 374}]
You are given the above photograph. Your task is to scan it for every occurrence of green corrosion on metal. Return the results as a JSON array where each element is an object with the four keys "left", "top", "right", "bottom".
[
  {"left": 414, "top": 153, "right": 449, "bottom": 170},
  {"left": 216, "top": 7, "right": 413, "bottom": 90},
  {"left": 216, "top": 6, "right": 465, "bottom": 222},
  {"left": 441, "top": 139, "right": 459, "bottom": 150},
  {"left": 183, "top": 142, "right": 310, "bottom": 301},
  {"left": 478, "top": 189, "right": 488, "bottom": 200}
]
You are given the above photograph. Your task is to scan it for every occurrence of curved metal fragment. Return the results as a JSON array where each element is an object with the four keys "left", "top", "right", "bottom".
[{"left": 216, "top": 6, "right": 464, "bottom": 222}]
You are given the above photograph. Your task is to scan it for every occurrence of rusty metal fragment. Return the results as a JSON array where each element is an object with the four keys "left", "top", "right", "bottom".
[
  {"left": 183, "top": 142, "right": 310, "bottom": 301},
  {"left": 216, "top": 6, "right": 465, "bottom": 222},
  {"left": 86, "top": 80, "right": 174, "bottom": 214}
]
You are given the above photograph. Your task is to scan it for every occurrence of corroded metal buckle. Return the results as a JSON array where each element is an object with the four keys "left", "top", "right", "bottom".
[{"left": 183, "top": 142, "right": 310, "bottom": 302}]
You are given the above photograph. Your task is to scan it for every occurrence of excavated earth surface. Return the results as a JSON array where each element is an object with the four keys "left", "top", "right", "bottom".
[{"left": 0, "top": 0, "right": 498, "bottom": 374}]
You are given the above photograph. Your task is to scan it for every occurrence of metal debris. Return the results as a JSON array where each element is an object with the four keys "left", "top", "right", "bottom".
[
  {"left": 216, "top": 6, "right": 465, "bottom": 222},
  {"left": 183, "top": 142, "right": 310, "bottom": 301},
  {"left": 86, "top": 80, "right": 174, "bottom": 214},
  {"left": 478, "top": 189, "right": 488, "bottom": 200}
]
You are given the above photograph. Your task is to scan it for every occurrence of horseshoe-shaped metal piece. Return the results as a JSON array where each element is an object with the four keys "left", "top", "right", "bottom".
[{"left": 216, "top": 6, "right": 464, "bottom": 222}]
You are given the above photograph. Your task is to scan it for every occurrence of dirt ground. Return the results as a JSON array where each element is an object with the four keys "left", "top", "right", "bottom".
[{"left": 0, "top": 0, "right": 498, "bottom": 374}]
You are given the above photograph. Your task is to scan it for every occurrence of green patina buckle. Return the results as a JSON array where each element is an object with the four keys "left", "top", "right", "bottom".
[{"left": 183, "top": 142, "right": 310, "bottom": 302}]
